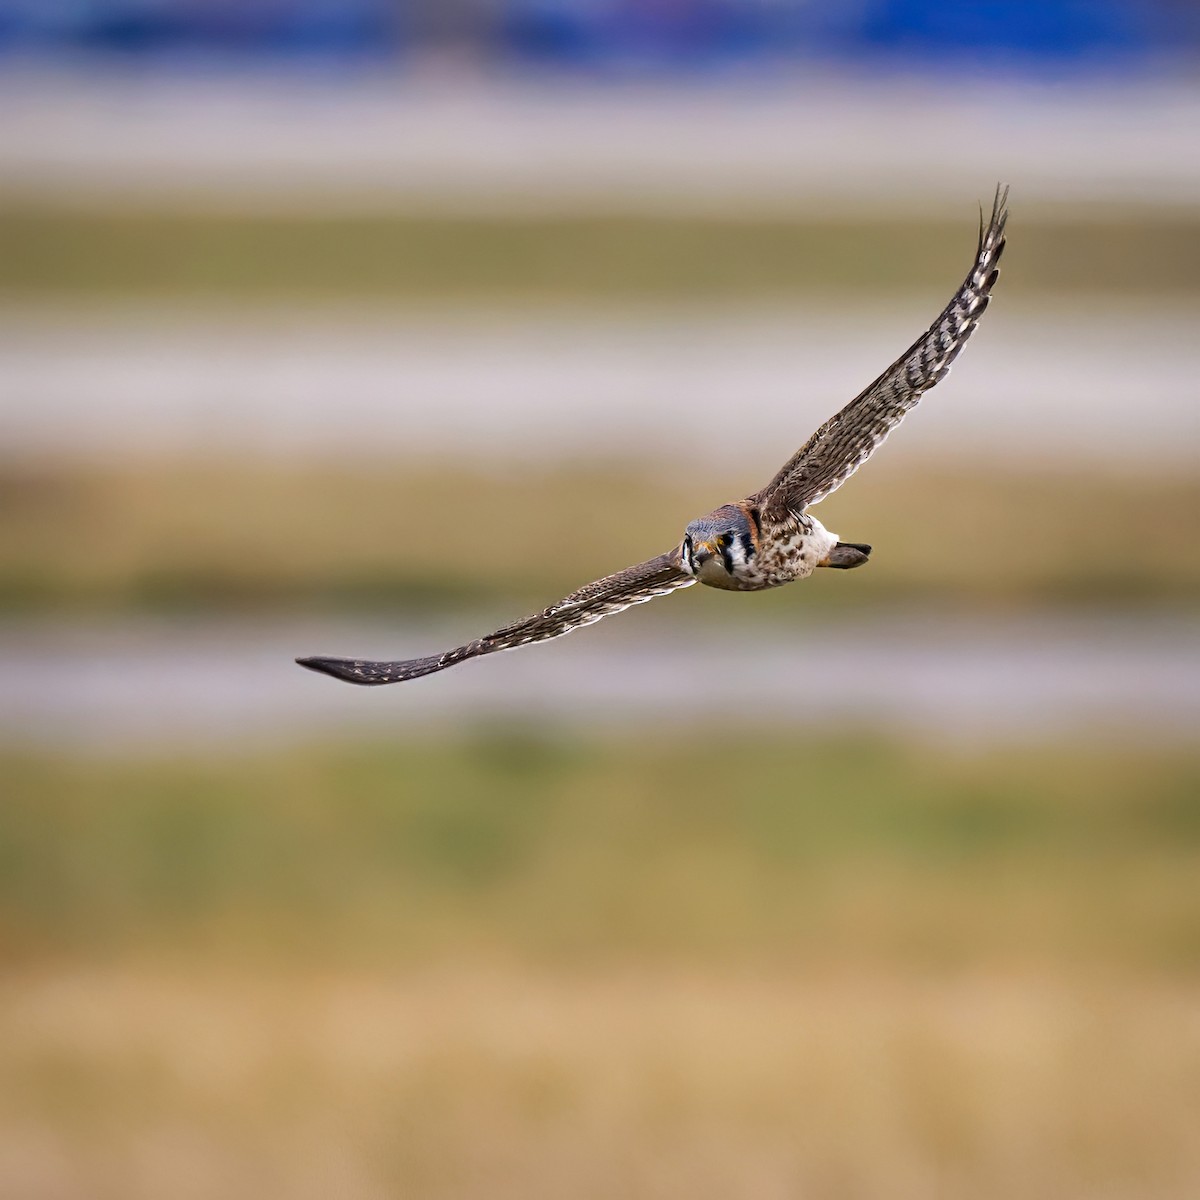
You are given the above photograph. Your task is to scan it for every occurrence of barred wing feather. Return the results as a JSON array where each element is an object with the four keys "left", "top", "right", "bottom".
[
  {"left": 296, "top": 552, "right": 693, "bottom": 685},
  {"left": 755, "top": 185, "right": 1008, "bottom": 517}
]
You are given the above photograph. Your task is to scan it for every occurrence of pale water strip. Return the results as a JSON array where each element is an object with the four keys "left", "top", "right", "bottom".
[
  {"left": 3, "top": 303, "right": 1198, "bottom": 468},
  {"left": 2, "top": 74, "right": 1198, "bottom": 212},
  {"left": 2, "top": 615, "right": 1197, "bottom": 751}
]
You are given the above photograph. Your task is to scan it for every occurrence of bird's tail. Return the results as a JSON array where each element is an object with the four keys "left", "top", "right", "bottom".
[{"left": 820, "top": 542, "right": 872, "bottom": 569}]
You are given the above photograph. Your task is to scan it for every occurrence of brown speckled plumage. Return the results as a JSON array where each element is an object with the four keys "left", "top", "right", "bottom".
[
  {"left": 298, "top": 187, "right": 1008, "bottom": 686},
  {"left": 755, "top": 185, "right": 1008, "bottom": 519}
]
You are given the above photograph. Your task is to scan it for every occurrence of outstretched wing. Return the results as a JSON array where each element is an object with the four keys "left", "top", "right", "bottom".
[
  {"left": 754, "top": 184, "right": 1008, "bottom": 517},
  {"left": 297, "top": 551, "right": 694, "bottom": 685}
]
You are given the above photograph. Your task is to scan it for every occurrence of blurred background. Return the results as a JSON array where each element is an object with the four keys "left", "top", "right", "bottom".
[{"left": 2, "top": 3, "right": 1199, "bottom": 1198}]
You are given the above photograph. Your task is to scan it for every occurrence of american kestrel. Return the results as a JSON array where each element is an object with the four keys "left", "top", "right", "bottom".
[{"left": 298, "top": 186, "right": 1007, "bottom": 686}]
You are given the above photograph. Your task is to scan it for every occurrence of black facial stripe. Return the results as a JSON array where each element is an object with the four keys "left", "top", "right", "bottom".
[
  {"left": 738, "top": 530, "right": 756, "bottom": 560},
  {"left": 721, "top": 545, "right": 735, "bottom": 574}
]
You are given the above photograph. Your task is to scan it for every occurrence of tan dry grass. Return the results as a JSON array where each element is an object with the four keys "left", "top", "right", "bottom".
[
  {"left": 2, "top": 208, "right": 1198, "bottom": 300},
  {"left": 2, "top": 459, "right": 1197, "bottom": 613},
  {"left": 1, "top": 966, "right": 1198, "bottom": 1200}
]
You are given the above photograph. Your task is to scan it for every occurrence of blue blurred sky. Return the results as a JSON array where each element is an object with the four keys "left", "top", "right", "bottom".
[{"left": 0, "top": 0, "right": 1194, "bottom": 73}]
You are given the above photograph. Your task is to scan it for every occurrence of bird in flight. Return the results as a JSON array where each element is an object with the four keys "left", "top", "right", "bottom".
[{"left": 298, "top": 186, "right": 1007, "bottom": 686}]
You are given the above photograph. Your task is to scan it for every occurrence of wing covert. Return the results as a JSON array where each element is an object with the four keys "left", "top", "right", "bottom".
[
  {"left": 296, "top": 551, "right": 694, "bottom": 685},
  {"left": 755, "top": 185, "right": 1008, "bottom": 517}
]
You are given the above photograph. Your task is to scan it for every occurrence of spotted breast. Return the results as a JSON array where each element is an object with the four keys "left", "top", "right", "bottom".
[{"left": 752, "top": 513, "right": 839, "bottom": 589}]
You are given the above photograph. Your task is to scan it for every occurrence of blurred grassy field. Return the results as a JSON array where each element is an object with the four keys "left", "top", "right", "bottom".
[
  {"left": 4, "top": 193, "right": 1199, "bottom": 1199},
  {"left": 3, "top": 964, "right": 1197, "bottom": 1200},
  {"left": 5, "top": 733, "right": 1198, "bottom": 969},
  {"left": 2, "top": 732, "right": 1199, "bottom": 1199},
  {"left": 2, "top": 206, "right": 1198, "bottom": 300},
  {"left": 2, "top": 458, "right": 1196, "bottom": 615},
  {"left": 6, "top": 201, "right": 1197, "bottom": 618}
]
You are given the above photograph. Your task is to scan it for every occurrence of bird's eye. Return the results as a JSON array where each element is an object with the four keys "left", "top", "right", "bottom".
[{"left": 717, "top": 534, "right": 731, "bottom": 548}]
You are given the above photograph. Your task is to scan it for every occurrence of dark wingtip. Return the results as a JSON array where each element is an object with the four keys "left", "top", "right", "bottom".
[
  {"left": 296, "top": 656, "right": 330, "bottom": 671},
  {"left": 295, "top": 655, "right": 388, "bottom": 685},
  {"left": 296, "top": 652, "right": 450, "bottom": 685}
]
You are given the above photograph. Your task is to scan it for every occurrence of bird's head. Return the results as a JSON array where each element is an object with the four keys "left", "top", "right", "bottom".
[{"left": 681, "top": 503, "right": 759, "bottom": 582}]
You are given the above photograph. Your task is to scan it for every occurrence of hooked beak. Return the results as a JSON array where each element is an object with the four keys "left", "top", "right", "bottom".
[{"left": 690, "top": 540, "right": 716, "bottom": 568}]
